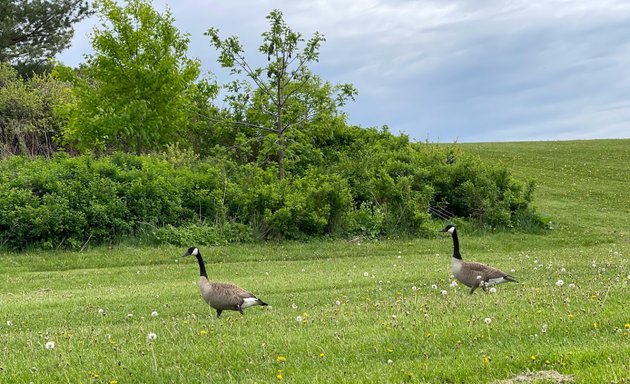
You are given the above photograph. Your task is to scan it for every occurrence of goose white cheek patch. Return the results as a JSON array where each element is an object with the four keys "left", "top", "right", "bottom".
[
  {"left": 192, "top": 248, "right": 199, "bottom": 256},
  {"left": 448, "top": 227, "right": 455, "bottom": 234}
]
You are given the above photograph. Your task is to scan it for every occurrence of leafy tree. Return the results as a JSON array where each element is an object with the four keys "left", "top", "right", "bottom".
[
  {"left": 206, "top": 9, "right": 357, "bottom": 179},
  {"left": 61, "top": 0, "right": 204, "bottom": 153},
  {"left": 0, "top": 0, "right": 92, "bottom": 76},
  {"left": 0, "top": 61, "right": 71, "bottom": 157}
]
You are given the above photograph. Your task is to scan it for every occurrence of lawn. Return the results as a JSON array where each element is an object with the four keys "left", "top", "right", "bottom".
[{"left": 1, "top": 139, "right": 629, "bottom": 383}]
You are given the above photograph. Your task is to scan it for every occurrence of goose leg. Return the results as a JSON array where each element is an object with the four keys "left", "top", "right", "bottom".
[
  {"left": 238, "top": 305, "right": 244, "bottom": 315},
  {"left": 216, "top": 309, "right": 223, "bottom": 318}
]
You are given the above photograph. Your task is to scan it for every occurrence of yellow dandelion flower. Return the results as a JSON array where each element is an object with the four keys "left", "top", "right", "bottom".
[
  {"left": 276, "top": 370, "right": 283, "bottom": 380},
  {"left": 110, "top": 381, "right": 118, "bottom": 384},
  {"left": 199, "top": 330, "right": 208, "bottom": 335},
  {"left": 319, "top": 352, "right": 325, "bottom": 358},
  {"left": 276, "top": 355, "right": 286, "bottom": 363},
  {"left": 624, "top": 323, "right": 630, "bottom": 329},
  {"left": 592, "top": 322, "right": 598, "bottom": 329},
  {"left": 482, "top": 356, "right": 491, "bottom": 365},
  {"left": 530, "top": 355, "right": 537, "bottom": 361}
]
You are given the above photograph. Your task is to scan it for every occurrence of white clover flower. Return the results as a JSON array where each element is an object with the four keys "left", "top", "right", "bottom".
[
  {"left": 431, "top": 284, "right": 438, "bottom": 290},
  {"left": 555, "top": 280, "right": 564, "bottom": 287},
  {"left": 484, "top": 317, "right": 492, "bottom": 325},
  {"left": 6, "top": 320, "right": 13, "bottom": 326},
  {"left": 291, "top": 303, "right": 298, "bottom": 309},
  {"left": 363, "top": 272, "right": 369, "bottom": 277},
  {"left": 147, "top": 332, "right": 157, "bottom": 341},
  {"left": 387, "top": 359, "right": 393, "bottom": 364},
  {"left": 127, "top": 313, "right": 133, "bottom": 318},
  {"left": 411, "top": 286, "right": 417, "bottom": 291},
  {"left": 569, "top": 283, "right": 576, "bottom": 289},
  {"left": 97, "top": 308, "right": 105, "bottom": 315},
  {"left": 45, "top": 341, "right": 55, "bottom": 350},
  {"left": 441, "top": 290, "right": 448, "bottom": 296},
  {"left": 296, "top": 316, "right": 303, "bottom": 323},
  {"left": 510, "top": 269, "right": 515, "bottom": 273},
  {"left": 489, "top": 287, "right": 497, "bottom": 294},
  {"left": 335, "top": 300, "right": 341, "bottom": 306},
  {"left": 151, "top": 310, "right": 158, "bottom": 317},
  {"left": 450, "top": 281, "right": 458, "bottom": 288}
]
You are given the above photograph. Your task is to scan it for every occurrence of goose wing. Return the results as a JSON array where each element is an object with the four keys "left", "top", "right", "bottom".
[
  {"left": 464, "top": 261, "right": 509, "bottom": 279},
  {"left": 209, "top": 283, "right": 256, "bottom": 309}
]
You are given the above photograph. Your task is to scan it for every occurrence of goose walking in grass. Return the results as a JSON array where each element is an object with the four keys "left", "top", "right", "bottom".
[
  {"left": 441, "top": 224, "right": 518, "bottom": 294},
  {"left": 182, "top": 247, "right": 268, "bottom": 318}
]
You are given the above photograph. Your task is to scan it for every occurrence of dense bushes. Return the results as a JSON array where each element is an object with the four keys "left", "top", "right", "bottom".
[{"left": 0, "top": 128, "right": 543, "bottom": 250}]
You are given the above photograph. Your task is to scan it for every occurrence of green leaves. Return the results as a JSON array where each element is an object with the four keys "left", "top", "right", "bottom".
[{"left": 61, "top": 0, "right": 204, "bottom": 154}]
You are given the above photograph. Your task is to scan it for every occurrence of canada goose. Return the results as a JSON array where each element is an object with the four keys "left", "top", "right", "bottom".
[
  {"left": 182, "top": 247, "right": 268, "bottom": 318},
  {"left": 441, "top": 224, "right": 518, "bottom": 294}
]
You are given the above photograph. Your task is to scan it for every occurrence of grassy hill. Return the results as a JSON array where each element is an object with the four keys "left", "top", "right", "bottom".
[{"left": 1, "top": 139, "right": 628, "bottom": 383}]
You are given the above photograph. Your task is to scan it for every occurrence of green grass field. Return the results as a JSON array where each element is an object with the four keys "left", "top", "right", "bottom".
[{"left": 1, "top": 139, "right": 629, "bottom": 383}]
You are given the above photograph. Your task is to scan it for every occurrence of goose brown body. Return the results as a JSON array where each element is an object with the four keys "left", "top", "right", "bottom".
[
  {"left": 441, "top": 225, "right": 518, "bottom": 294},
  {"left": 183, "top": 247, "right": 268, "bottom": 318}
]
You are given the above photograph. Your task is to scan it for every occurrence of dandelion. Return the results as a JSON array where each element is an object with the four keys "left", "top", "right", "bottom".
[
  {"left": 151, "top": 310, "right": 158, "bottom": 317},
  {"left": 483, "top": 356, "right": 491, "bottom": 365},
  {"left": 484, "top": 317, "right": 492, "bottom": 325},
  {"left": 319, "top": 352, "right": 325, "bottom": 358},
  {"left": 110, "top": 381, "right": 119, "bottom": 384},
  {"left": 199, "top": 330, "right": 208, "bottom": 336},
  {"left": 569, "top": 283, "right": 576, "bottom": 289},
  {"left": 335, "top": 300, "right": 341, "bottom": 306},
  {"left": 555, "top": 279, "right": 564, "bottom": 287},
  {"left": 147, "top": 332, "right": 157, "bottom": 341},
  {"left": 411, "top": 286, "right": 417, "bottom": 291},
  {"left": 276, "top": 355, "right": 286, "bottom": 363},
  {"left": 441, "top": 290, "right": 448, "bottom": 296},
  {"left": 296, "top": 316, "right": 303, "bottom": 323},
  {"left": 624, "top": 324, "right": 630, "bottom": 329},
  {"left": 363, "top": 272, "right": 369, "bottom": 277},
  {"left": 592, "top": 322, "right": 598, "bottom": 329},
  {"left": 530, "top": 354, "right": 537, "bottom": 361},
  {"left": 431, "top": 284, "right": 437, "bottom": 290},
  {"left": 489, "top": 287, "right": 497, "bottom": 294},
  {"left": 276, "top": 369, "right": 283, "bottom": 380},
  {"left": 45, "top": 341, "right": 55, "bottom": 350}
]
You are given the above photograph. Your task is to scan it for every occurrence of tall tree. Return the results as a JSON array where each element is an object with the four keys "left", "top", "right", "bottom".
[
  {"left": 206, "top": 9, "right": 357, "bottom": 179},
  {"left": 0, "top": 0, "right": 92, "bottom": 76},
  {"left": 61, "top": 0, "right": 203, "bottom": 153}
]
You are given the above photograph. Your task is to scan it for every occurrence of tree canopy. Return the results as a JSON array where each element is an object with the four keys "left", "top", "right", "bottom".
[{"left": 0, "top": 0, "right": 91, "bottom": 76}]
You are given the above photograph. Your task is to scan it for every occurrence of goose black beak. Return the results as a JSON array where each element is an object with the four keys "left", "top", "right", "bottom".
[{"left": 182, "top": 251, "right": 192, "bottom": 257}]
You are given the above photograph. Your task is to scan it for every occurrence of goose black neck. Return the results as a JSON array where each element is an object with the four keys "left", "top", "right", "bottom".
[
  {"left": 451, "top": 229, "right": 462, "bottom": 260},
  {"left": 195, "top": 253, "right": 208, "bottom": 278}
]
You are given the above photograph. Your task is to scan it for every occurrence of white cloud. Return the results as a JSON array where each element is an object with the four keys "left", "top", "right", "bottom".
[{"left": 56, "top": 0, "right": 630, "bottom": 142}]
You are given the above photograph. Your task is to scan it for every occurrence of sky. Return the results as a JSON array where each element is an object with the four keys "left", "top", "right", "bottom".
[{"left": 57, "top": 0, "right": 630, "bottom": 143}]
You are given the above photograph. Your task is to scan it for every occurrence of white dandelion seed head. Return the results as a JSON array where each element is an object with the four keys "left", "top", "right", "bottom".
[
  {"left": 45, "top": 341, "right": 55, "bottom": 350},
  {"left": 147, "top": 332, "right": 157, "bottom": 341},
  {"left": 484, "top": 317, "right": 492, "bottom": 325},
  {"left": 151, "top": 311, "right": 158, "bottom": 317},
  {"left": 335, "top": 300, "right": 341, "bottom": 306},
  {"left": 412, "top": 286, "right": 417, "bottom": 291},
  {"left": 431, "top": 284, "right": 438, "bottom": 290},
  {"left": 441, "top": 290, "right": 448, "bottom": 296},
  {"left": 489, "top": 287, "right": 497, "bottom": 294},
  {"left": 363, "top": 272, "right": 369, "bottom": 277},
  {"left": 569, "top": 283, "right": 576, "bottom": 289},
  {"left": 555, "top": 279, "right": 564, "bottom": 287},
  {"left": 296, "top": 316, "right": 303, "bottom": 323}
]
